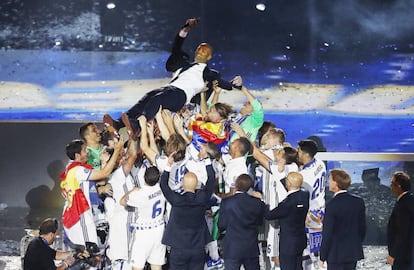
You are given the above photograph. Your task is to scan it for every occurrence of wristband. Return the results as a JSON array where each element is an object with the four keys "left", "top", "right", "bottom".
[{"left": 232, "top": 83, "right": 242, "bottom": 90}]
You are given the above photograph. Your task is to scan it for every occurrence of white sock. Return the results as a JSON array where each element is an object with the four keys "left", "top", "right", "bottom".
[{"left": 206, "top": 240, "right": 220, "bottom": 261}]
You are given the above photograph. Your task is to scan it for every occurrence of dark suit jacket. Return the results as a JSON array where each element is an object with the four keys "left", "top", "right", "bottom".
[
  {"left": 218, "top": 192, "right": 266, "bottom": 259},
  {"left": 387, "top": 192, "right": 414, "bottom": 267},
  {"left": 165, "top": 32, "right": 233, "bottom": 104},
  {"left": 23, "top": 236, "right": 57, "bottom": 270},
  {"left": 265, "top": 189, "right": 309, "bottom": 256},
  {"left": 160, "top": 161, "right": 215, "bottom": 249},
  {"left": 320, "top": 191, "right": 366, "bottom": 263}
]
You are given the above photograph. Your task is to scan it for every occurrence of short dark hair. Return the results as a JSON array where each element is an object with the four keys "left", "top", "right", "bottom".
[
  {"left": 205, "top": 142, "right": 221, "bottom": 161},
  {"left": 79, "top": 122, "right": 94, "bottom": 141},
  {"left": 330, "top": 169, "right": 351, "bottom": 190},
  {"left": 39, "top": 218, "right": 58, "bottom": 235},
  {"left": 298, "top": 139, "right": 318, "bottom": 158},
  {"left": 238, "top": 137, "right": 253, "bottom": 156},
  {"left": 103, "top": 146, "right": 114, "bottom": 159},
  {"left": 144, "top": 166, "right": 160, "bottom": 186},
  {"left": 283, "top": 146, "right": 298, "bottom": 165},
  {"left": 65, "top": 139, "right": 85, "bottom": 160},
  {"left": 258, "top": 121, "right": 276, "bottom": 143},
  {"left": 235, "top": 174, "right": 253, "bottom": 192},
  {"left": 393, "top": 171, "right": 411, "bottom": 192}
]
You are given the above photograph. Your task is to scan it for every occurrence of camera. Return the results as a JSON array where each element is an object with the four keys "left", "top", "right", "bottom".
[{"left": 68, "top": 242, "right": 101, "bottom": 270}]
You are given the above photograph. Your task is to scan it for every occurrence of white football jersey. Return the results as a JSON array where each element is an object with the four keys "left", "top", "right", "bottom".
[{"left": 125, "top": 184, "right": 166, "bottom": 228}]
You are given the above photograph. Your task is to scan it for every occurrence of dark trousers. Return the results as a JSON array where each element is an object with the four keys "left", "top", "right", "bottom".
[
  {"left": 392, "top": 259, "right": 411, "bottom": 270},
  {"left": 169, "top": 247, "right": 205, "bottom": 270},
  {"left": 224, "top": 257, "right": 260, "bottom": 270},
  {"left": 120, "top": 86, "right": 186, "bottom": 129},
  {"left": 327, "top": 261, "right": 357, "bottom": 270},
  {"left": 279, "top": 253, "right": 303, "bottom": 270}
]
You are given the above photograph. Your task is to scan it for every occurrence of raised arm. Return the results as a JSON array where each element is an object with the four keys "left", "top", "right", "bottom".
[
  {"left": 231, "top": 121, "right": 271, "bottom": 172},
  {"left": 252, "top": 143, "right": 272, "bottom": 172},
  {"left": 166, "top": 18, "right": 199, "bottom": 72},
  {"left": 210, "top": 80, "right": 222, "bottom": 105},
  {"left": 201, "top": 80, "right": 220, "bottom": 117},
  {"left": 89, "top": 137, "right": 124, "bottom": 180},
  {"left": 159, "top": 153, "right": 179, "bottom": 204},
  {"left": 173, "top": 18, "right": 198, "bottom": 53},
  {"left": 240, "top": 83, "right": 264, "bottom": 128},
  {"left": 122, "top": 137, "right": 138, "bottom": 176},
  {"left": 240, "top": 86, "right": 256, "bottom": 103},
  {"left": 230, "top": 122, "right": 248, "bottom": 138},
  {"left": 146, "top": 120, "right": 160, "bottom": 155},
  {"left": 200, "top": 82, "right": 209, "bottom": 116},
  {"left": 161, "top": 109, "right": 176, "bottom": 136},
  {"left": 138, "top": 115, "right": 158, "bottom": 165},
  {"left": 173, "top": 114, "right": 191, "bottom": 144},
  {"left": 155, "top": 106, "right": 171, "bottom": 141}
]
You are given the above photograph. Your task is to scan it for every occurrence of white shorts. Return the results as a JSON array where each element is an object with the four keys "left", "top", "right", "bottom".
[
  {"left": 107, "top": 211, "right": 130, "bottom": 261},
  {"left": 64, "top": 211, "right": 98, "bottom": 246},
  {"left": 130, "top": 226, "right": 166, "bottom": 268},
  {"left": 266, "top": 223, "right": 280, "bottom": 257}
]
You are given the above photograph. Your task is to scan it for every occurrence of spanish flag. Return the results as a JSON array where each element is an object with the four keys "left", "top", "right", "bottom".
[
  {"left": 190, "top": 116, "right": 229, "bottom": 152},
  {"left": 60, "top": 162, "right": 92, "bottom": 228}
]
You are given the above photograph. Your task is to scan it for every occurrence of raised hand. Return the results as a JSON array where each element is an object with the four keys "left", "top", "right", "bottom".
[{"left": 183, "top": 17, "right": 200, "bottom": 30}]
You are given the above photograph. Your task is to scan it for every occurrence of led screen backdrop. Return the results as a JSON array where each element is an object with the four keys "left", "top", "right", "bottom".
[{"left": 1, "top": 0, "right": 413, "bottom": 151}]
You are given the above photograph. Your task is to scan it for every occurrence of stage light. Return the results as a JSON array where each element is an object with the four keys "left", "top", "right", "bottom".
[
  {"left": 100, "top": 0, "right": 125, "bottom": 50},
  {"left": 256, "top": 2, "right": 266, "bottom": 11},
  {"left": 106, "top": 2, "right": 116, "bottom": 9}
]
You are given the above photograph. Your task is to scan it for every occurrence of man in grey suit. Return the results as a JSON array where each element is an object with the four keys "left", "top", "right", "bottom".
[
  {"left": 319, "top": 169, "right": 366, "bottom": 270},
  {"left": 265, "top": 172, "right": 310, "bottom": 270}
]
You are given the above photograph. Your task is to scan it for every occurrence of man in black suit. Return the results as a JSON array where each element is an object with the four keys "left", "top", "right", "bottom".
[
  {"left": 264, "top": 172, "right": 309, "bottom": 270},
  {"left": 386, "top": 171, "right": 414, "bottom": 270},
  {"left": 218, "top": 174, "right": 266, "bottom": 270},
  {"left": 104, "top": 17, "right": 237, "bottom": 135},
  {"left": 319, "top": 169, "right": 366, "bottom": 270},
  {"left": 160, "top": 153, "right": 215, "bottom": 270}
]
